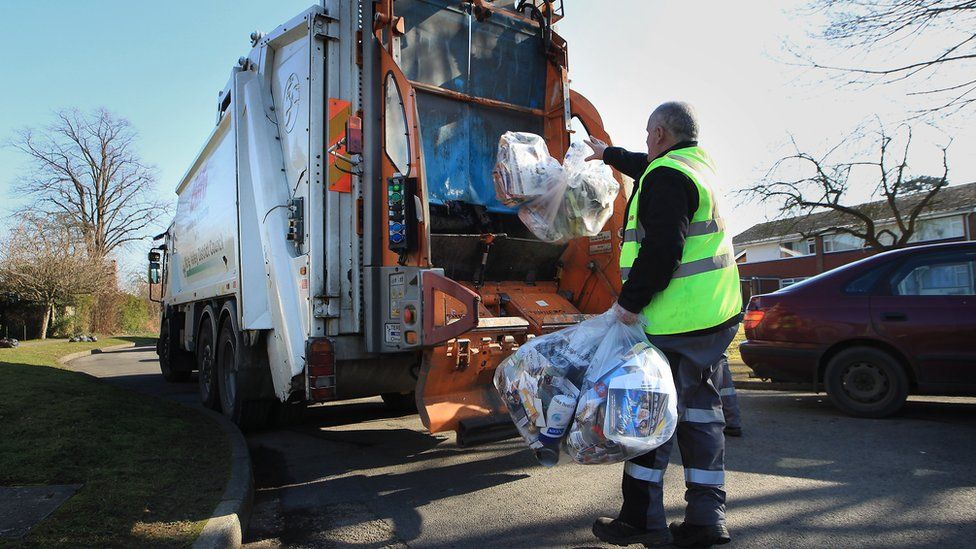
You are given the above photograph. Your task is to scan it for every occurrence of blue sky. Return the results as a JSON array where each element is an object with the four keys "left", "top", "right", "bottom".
[{"left": 2, "top": 0, "right": 973, "bottom": 275}]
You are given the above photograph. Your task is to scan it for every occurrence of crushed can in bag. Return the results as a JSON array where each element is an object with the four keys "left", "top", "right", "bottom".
[
  {"left": 493, "top": 314, "right": 613, "bottom": 467},
  {"left": 564, "top": 336, "right": 678, "bottom": 465}
]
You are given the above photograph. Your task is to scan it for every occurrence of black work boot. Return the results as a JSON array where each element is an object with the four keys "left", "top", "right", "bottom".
[
  {"left": 669, "top": 521, "right": 731, "bottom": 547},
  {"left": 592, "top": 517, "right": 673, "bottom": 547}
]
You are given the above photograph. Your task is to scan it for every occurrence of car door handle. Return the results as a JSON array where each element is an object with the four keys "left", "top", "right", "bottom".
[{"left": 882, "top": 312, "right": 907, "bottom": 321}]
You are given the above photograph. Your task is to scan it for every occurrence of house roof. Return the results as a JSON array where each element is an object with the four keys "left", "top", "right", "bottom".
[{"left": 733, "top": 182, "right": 976, "bottom": 246}]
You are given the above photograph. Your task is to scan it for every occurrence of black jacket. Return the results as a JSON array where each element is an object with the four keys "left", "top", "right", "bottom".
[{"left": 603, "top": 141, "right": 740, "bottom": 336}]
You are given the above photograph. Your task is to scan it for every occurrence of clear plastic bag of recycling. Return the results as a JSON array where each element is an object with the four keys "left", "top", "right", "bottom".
[
  {"left": 493, "top": 131, "right": 564, "bottom": 206},
  {"left": 493, "top": 313, "right": 611, "bottom": 466},
  {"left": 564, "top": 321, "right": 678, "bottom": 465},
  {"left": 562, "top": 142, "right": 619, "bottom": 237},
  {"left": 512, "top": 141, "right": 619, "bottom": 243}
]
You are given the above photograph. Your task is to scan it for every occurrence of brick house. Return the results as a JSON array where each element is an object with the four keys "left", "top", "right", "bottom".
[{"left": 733, "top": 182, "right": 976, "bottom": 302}]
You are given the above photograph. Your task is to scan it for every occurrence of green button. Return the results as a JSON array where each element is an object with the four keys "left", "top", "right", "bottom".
[
  {"left": 393, "top": 185, "right": 401, "bottom": 191},
  {"left": 392, "top": 193, "right": 401, "bottom": 201}
]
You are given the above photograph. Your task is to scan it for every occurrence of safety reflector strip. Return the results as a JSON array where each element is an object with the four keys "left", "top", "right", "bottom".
[
  {"left": 625, "top": 462, "right": 664, "bottom": 483},
  {"left": 687, "top": 218, "right": 726, "bottom": 237},
  {"left": 719, "top": 387, "right": 737, "bottom": 397},
  {"left": 672, "top": 253, "right": 735, "bottom": 279},
  {"left": 621, "top": 267, "right": 630, "bottom": 280},
  {"left": 682, "top": 408, "right": 724, "bottom": 424},
  {"left": 667, "top": 153, "right": 710, "bottom": 175},
  {"left": 685, "top": 468, "right": 725, "bottom": 486}
]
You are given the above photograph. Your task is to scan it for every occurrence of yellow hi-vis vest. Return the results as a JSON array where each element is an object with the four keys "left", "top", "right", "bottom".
[{"left": 620, "top": 146, "right": 742, "bottom": 335}]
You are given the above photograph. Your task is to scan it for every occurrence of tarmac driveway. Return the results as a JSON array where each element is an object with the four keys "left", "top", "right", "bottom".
[{"left": 71, "top": 347, "right": 976, "bottom": 548}]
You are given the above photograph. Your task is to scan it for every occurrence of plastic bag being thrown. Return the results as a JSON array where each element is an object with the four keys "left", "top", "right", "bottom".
[
  {"left": 493, "top": 312, "right": 677, "bottom": 467},
  {"left": 512, "top": 141, "right": 619, "bottom": 243}
]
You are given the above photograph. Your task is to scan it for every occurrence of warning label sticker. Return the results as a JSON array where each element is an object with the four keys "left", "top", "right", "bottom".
[
  {"left": 385, "top": 323, "right": 402, "bottom": 344},
  {"left": 589, "top": 231, "right": 611, "bottom": 244},
  {"left": 589, "top": 243, "right": 612, "bottom": 255}
]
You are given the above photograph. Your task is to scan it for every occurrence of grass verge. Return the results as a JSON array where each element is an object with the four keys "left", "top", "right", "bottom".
[
  {"left": 727, "top": 326, "right": 756, "bottom": 378},
  {"left": 0, "top": 337, "right": 229, "bottom": 547}
]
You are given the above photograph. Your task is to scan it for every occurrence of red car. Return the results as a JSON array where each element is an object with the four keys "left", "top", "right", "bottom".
[{"left": 740, "top": 241, "right": 976, "bottom": 417}]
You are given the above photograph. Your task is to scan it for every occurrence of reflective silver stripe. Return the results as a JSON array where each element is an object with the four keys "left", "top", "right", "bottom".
[
  {"left": 687, "top": 218, "right": 726, "bottom": 237},
  {"left": 667, "top": 153, "right": 710, "bottom": 174},
  {"left": 682, "top": 408, "right": 724, "bottom": 423},
  {"left": 672, "top": 253, "right": 735, "bottom": 279},
  {"left": 685, "top": 468, "right": 725, "bottom": 486},
  {"left": 621, "top": 267, "right": 631, "bottom": 280},
  {"left": 623, "top": 228, "right": 640, "bottom": 243},
  {"left": 625, "top": 462, "right": 664, "bottom": 483},
  {"left": 719, "top": 387, "right": 737, "bottom": 397}
]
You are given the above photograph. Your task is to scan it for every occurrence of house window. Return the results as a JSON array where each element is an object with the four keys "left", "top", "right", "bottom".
[
  {"left": 823, "top": 233, "right": 864, "bottom": 253},
  {"left": 780, "top": 239, "right": 814, "bottom": 258},
  {"left": 909, "top": 216, "right": 965, "bottom": 243},
  {"left": 780, "top": 277, "right": 807, "bottom": 289}
]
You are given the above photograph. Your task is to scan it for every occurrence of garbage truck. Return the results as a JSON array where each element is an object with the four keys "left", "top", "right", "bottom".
[{"left": 148, "top": 0, "right": 627, "bottom": 441}]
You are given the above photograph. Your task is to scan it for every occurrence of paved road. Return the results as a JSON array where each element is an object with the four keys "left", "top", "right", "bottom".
[{"left": 71, "top": 347, "right": 976, "bottom": 548}]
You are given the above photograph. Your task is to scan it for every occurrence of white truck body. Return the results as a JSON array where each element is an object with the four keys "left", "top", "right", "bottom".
[{"left": 164, "top": 4, "right": 360, "bottom": 400}]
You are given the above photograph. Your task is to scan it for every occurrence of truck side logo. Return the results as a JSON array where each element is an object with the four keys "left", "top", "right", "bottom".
[{"left": 283, "top": 73, "right": 300, "bottom": 134}]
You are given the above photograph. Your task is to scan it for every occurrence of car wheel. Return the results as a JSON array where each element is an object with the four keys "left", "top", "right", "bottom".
[
  {"left": 197, "top": 309, "right": 220, "bottom": 410},
  {"left": 825, "top": 347, "right": 909, "bottom": 418},
  {"left": 216, "top": 313, "right": 272, "bottom": 431}
]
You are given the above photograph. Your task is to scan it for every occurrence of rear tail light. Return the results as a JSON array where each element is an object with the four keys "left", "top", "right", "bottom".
[{"left": 743, "top": 310, "right": 765, "bottom": 330}]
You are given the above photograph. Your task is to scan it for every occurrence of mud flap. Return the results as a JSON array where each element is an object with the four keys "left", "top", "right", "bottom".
[{"left": 416, "top": 317, "right": 530, "bottom": 434}]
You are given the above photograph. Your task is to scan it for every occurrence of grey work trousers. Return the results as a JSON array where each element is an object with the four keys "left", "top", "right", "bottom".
[
  {"left": 717, "top": 355, "right": 741, "bottom": 429},
  {"left": 618, "top": 324, "right": 739, "bottom": 530}
]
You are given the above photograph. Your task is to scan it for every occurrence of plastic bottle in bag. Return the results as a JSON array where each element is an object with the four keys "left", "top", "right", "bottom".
[
  {"left": 564, "top": 337, "right": 678, "bottom": 465},
  {"left": 493, "top": 314, "right": 613, "bottom": 464}
]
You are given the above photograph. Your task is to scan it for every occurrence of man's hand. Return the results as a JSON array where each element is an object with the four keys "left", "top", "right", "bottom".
[
  {"left": 584, "top": 137, "right": 609, "bottom": 161},
  {"left": 611, "top": 302, "right": 639, "bottom": 325}
]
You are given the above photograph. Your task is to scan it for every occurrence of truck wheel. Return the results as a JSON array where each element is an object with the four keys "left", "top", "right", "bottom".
[
  {"left": 197, "top": 309, "right": 220, "bottom": 410},
  {"left": 158, "top": 318, "right": 191, "bottom": 382},
  {"left": 216, "top": 312, "right": 272, "bottom": 431},
  {"left": 825, "top": 347, "right": 909, "bottom": 418},
  {"left": 382, "top": 392, "right": 418, "bottom": 412}
]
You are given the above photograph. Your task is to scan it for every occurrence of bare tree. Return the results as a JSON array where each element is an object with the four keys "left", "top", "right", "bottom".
[
  {"left": 0, "top": 215, "right": 110, "bottom": 339},
  {"left": 800, "top": 0, "right": 976, "bottom": 116},
  {"left": 739, "top": 123, "right": 951, "bottom": 249},
  {"left": 10, "top": 108, "right": 168, "bottom": 260}
]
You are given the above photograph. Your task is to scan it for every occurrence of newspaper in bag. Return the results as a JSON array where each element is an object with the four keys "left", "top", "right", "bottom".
[
  {"left": 564, "top": 318, "right": 678, "bottom": 465},
  {"left": 492, "top": 131, "right": 564, "bottom": 206},
  {"left": 492, "top": 314, "right": 613, "bottom": 466}
]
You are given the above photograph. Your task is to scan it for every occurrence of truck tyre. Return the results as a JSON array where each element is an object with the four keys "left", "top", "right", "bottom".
[
  {"left": 825, "top": 346, "right": 909, "bottom": 418},
  {"left": 158, "top": 314, "right": 192, "bottom": 382},
  {"left": 216, "top": 304, "right": 273, "bottom": 431},
  {"left": 382, "top": 392, "right": 418, "bottom": 412},
  {"left": 197, "top": 307, "right": 221, "bottom": 410}
]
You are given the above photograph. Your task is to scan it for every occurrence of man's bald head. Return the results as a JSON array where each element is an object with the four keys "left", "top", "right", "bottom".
[{"left": 645, "top": 101, "right": 699, "bottom": 160}]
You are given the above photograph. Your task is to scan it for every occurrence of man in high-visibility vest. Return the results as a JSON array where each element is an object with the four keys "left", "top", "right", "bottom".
[{"left": 585, "top": 101, "right": 742, "bottom": 548}]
